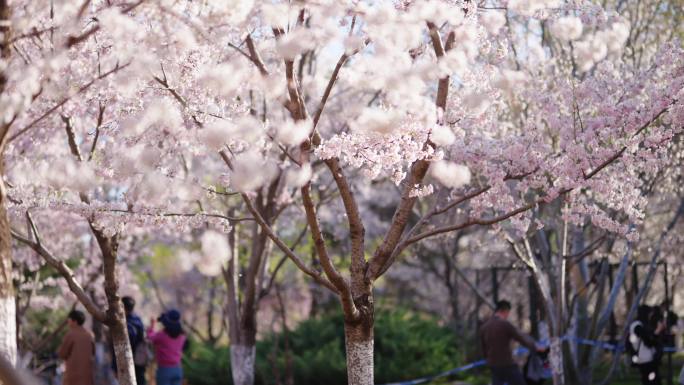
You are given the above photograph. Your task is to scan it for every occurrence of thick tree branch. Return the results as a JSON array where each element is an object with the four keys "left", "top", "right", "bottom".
[
  {"left": 300, "top": 184, "right": 346, "bottom": 285},
  {"left": 11, "top": 214, "right": 106, "bottom": 322},
  {"left": 366, "top": 22, "right": 452, "bottom": 281},
  {"left": 323, "top": 159, "right": 366, "bottom": 288},
  {"left": 245, "top": 35, "right": 269, "bottom": 76},
  {"left": 427, "top": 22, "right": 451, "bottom": 110},
  {"left": 273, "top": 27, "right": 308, "bottom": 120}
]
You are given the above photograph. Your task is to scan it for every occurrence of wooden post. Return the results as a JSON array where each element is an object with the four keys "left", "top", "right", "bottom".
[
  {"left": 607, "top": 264, "right": 617, "bottom": 343},
  {"left": 529, "top": 275, "right": 539, "bottom": 339},
  {"left": 664, "top": 262, "right": 673, "bottom": 385},
  {"left": 631, "top": 263, "right": 639, "bottom": 297},
  {"left": 491, "top": 267, "right": 499, "bottom": 304}
]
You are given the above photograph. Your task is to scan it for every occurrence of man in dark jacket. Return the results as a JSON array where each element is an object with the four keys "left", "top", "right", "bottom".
[{"left": 480, "top": 300, "right": 544, "bottom": 385}]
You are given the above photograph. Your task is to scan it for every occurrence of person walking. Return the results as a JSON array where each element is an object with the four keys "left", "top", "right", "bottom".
[
  {"left": 148, "top": 309, "right": 187, "bottom": 385},
  {"left": 480, "top": 300, "right": 545, "bottom": 385},
  {"left": 629, "top": 305, "right": 665, "bottom": 385},
  {"left": 58, "top": 310, "right": 95, "bottom": 385}
]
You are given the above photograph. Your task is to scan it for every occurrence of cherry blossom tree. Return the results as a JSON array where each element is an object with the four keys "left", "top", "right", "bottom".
[
  {"left": 1, "top": 3, "right": 682, "bottom": 385},
  {"left": 0, "top": 0, "right": 134, "bottom": 367},
  {"left": 76, "top": 2, "right": 681, "bottom": 385},
  {"left": 0, "top": 2, "right": 229, "bottom": 380}
]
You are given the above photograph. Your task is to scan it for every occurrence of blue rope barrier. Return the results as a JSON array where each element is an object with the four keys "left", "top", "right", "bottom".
[
  {"left": 378, "top": 348, "right": 528, "bottom": 385},
  {"left": 377, "top": 336, "right": 681, "bottom": 385}
]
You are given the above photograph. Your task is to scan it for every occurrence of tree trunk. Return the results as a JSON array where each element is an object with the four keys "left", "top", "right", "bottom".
[
  {"left": 549, "top": 335, "right": 565, "bottom": 385},
  {"left": 344, "top": 319, "right": 374, "bottom": 385},
  {"left": 230, "top": 344, "right": 256, "bottom": 385},
  {"left": 0, "top": 0, "right": 12, "bottom": 365},
  {"left": 0, "top": 182, "right": 16, "bottom": 366},
  {"left": 228, "top": 310, "right": 258, "bottom": 385},
  {"left": 0, "top": 295, "right": 15, "bottom": 366},
  {"left": 109, "top": 318, "right": 135, "bottom": 385},
  {"left": 94, "top": 229, "right": 135, "bottom": 385},
  {"left": 224, "top": 222, "right": 258, "bottom": 385}
]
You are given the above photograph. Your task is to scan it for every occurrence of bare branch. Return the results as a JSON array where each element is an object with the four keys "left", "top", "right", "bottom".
[
  {"left": 65, "top": 1, "right": 144, "bottom": 48},
  {"left": 240, "top": 191, "right": 339, "bottom": 294},
  {"left": 8, "top": 26, "right": 57, "bottom": 44},
  {"left": 8, "top": 62, "right": 130, "bottom": 143},
  {"left": 261, "top": 224, "right": 309, "bottom": 299},
  {"left": 88, "top": 102, "right": 105, "bottom": 160},
  {"left": 312, "top": 52, "right": 349, "bottom": 129},
  {"left": 153, "top": 72, "right": 203, "bottom": 127},
  {"left": 100, "top": 208, "right": 253, "bottom": 223},
  {"left": 62, "top": 115, "right": 83, "bottom": 161},
  {"left": 405, "top": 201, "right": 538, "bottom": 247}
]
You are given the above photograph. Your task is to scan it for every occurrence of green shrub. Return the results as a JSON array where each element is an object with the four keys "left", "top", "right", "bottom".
[
  {"left": 184, "top": 343, "right": 232, "bottom": 385},
  {"left": 184, "top": 309, "right": 464, "bottom": 385}
]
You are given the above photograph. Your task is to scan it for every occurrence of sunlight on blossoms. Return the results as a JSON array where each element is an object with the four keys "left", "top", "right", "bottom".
[
  {"left": 199, "top": 231, "right": 230, "bottom": 277},
  {"left": 550, "top": 16, "right": 583, "bottom": 41},
  {"left": 429, "top": 160, "right": 471, "bottom": 189}
]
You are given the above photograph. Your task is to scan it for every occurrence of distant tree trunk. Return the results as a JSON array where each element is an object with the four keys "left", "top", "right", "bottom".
[
  {"left": 224, "top": 187, "right": 282, "bottom": 385},
  {"left": 230, "top": 343, "right": 256, "bottom": 385},
  {"left": 275, "top": 284, "right": 294, "bottom": 385},
  {"left": 224, "top": 220, "right": 258, "bottom": 385}
]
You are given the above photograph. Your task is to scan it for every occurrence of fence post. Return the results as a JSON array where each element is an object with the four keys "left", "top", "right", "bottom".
[
  {"left": 608, "top": 264, "right": 617, "bottom": 343},
  {"left": 491, "top": 267, "right": 499, "bottom": 304},
  {"left": 529, "top": 275, "right": 539, "bottom": 339},
  {"left": 664, "top": 262, "right": 673, "bottom": 385}
]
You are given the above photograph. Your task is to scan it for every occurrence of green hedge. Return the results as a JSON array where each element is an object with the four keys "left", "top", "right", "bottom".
[{"left": 184, "top": 309, "right": 464, "bottom": 385}]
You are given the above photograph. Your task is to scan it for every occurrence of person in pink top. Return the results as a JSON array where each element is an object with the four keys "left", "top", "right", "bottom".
[{"left": 148, "top": 309, "right": 188, "bottom": 385}]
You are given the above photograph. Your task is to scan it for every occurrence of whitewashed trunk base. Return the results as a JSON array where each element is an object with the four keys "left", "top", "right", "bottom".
[
  {"left": 0, "top": 297, "right": 16, "bottom": 366},
  {"left": 550, "top": 337, "right": 565, "bottom": 385},
  {"left": 345, "top": 339, "right": 373, "bottom": 385},
  {"left": 230, "top": 344, "right": 256, "bottom": 385},
  {"left": 111, "top": 321, "right": 136, "bottom": 385}
]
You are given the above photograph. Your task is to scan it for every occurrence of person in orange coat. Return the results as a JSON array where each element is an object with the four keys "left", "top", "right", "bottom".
[{"left": 58, "top": 310, "right": 95, "bottom": 385}]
